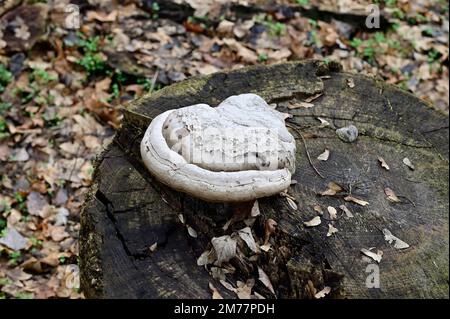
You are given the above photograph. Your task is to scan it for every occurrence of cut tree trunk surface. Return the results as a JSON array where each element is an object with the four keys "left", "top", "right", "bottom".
[{"left": 80, "top": 60, "right": 449, "bottom": 299}]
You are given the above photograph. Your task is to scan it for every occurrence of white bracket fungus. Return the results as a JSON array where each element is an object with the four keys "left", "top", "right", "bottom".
[{"left": 140, "top": 93, "right": 296, "bottom": 202}]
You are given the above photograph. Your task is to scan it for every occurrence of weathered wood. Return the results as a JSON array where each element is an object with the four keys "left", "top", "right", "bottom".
[{"left": 80, "top": 60, "right": 449, "bottom": 299}]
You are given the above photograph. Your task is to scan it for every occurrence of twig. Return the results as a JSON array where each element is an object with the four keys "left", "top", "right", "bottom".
[{"left": 286, "top": 122, "right": 325, "bottom": 179}]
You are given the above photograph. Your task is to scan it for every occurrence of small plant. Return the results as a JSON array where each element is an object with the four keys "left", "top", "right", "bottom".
[
  {"left": 258, "top": 53, "right": 268, "bottom": 63},
  {"left": 257, "top": 15, "right": 286, "bottom": 36},
  {"left": 150, "top": 2, "right": 160, "bottom": 19},
  {"left": 15, "top": 292, "right": 33, "bottom": 299},
  {"left": 427, "top": 49, "right": 441, "bottom": 64},
  {"left": 29, "top": 236, "right": 43, "bottom": 248},
  {"left": 14, "top": 192, "right": 27, "bottom": 213},
  {"left": 0, "top": 102, "right": 11, "bottom": 116},
  {"left": 0, "top": 117, "right": 9, "bottom": 139},
  {"left": 31, "top": 68, "right": 57, "bottom": 84},
  {"left": 0, "top": 64, "right": 12, "bottom": 93},
  {"left": 8, "top": 251, "right": 22, "bottom": 265},
  {"left": 296, "top": 0, "right": 309, "bottom": 5},
  {"left": 76, "top": 34, "right": 108, "bottom": 76}
]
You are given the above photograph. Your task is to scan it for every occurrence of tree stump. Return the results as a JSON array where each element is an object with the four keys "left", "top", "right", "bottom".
[{"left": 80, "top": 60, "right": 449, "bottom": 299}]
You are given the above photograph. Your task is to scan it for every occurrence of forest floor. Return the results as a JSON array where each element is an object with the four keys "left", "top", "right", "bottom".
[{"left": 0, "top": 0, "right": 448, "bottom": 298}]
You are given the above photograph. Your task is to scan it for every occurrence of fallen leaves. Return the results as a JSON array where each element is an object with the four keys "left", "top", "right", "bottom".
[
  {"left": 304, "top": 216, "right": 322, "bottom": 227},
  {"left": 347, "top": 78, "right": 355, "bottom": 88},
  {"left": 211, "top": 235, "right": 237, "bottom": 265},
  {"left": 403, "top": 157, "right": 415, "bottom": 170},
  {"left": 320, "top": 181, "right": 343, "bottom": 196},
  {"left": 264, "top": 219, "right": 277, "bottom": 245},
  {"left": 238, "top": 227, "right": 258, "bottom": 254},
  {"left": 257, "top": 267, "right": 275, "bottom": 295},
  {"left": 378, "top": 156, "right": 390, "bottom": 170},
  {"left": 327, "top": 224, "right": 338, "bottom": 237},
  {"left": 384, "top": 187, "right": 401, "bottom": 203},
  {"left": 327, "top": 206, "right": 338, "bottom": 220},
  {"left": 314, "top": 286, "right": 331, "bottom": 299},
  {"left": 0, "top": 227, "right": 28, "bottom": 250},
  {"left": 344, "top": 195, "right": 369, "bottom": 206},
  {"left": 317, "top": 149, "right": 330, "bottom": 161},
  {"left": 361, "top": 248, "right": 383, "bottom": 263},
  {"left": 382, "top": 229, "right": 410, "bottom": 249}
]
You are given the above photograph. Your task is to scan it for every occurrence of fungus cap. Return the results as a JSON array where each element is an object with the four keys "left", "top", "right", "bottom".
[{"left": 140, "top": 93, "right": 296, "bottom": 202}]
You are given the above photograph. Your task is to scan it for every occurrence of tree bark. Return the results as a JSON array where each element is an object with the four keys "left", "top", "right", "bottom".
[{"left": 80, "top": 60, "right": 449, "bottom": 299}]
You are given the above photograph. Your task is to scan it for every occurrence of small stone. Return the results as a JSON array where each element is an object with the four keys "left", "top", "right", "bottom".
[{"left": 336, "top": 125, "right": 358, "bottom": 143}]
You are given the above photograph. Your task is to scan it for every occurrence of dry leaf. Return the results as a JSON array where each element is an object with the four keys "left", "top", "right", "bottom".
[
  {"left": 220, "top": 280, "right": 237, "bottom": 292},
  {"left": 235, "top": 279, "right": 255, "bottom": 299},
  {"left": 26, "top": 191, "right": 47, "bottom": 216},
  {"left": 327, "top": 224, "right": 338, "bottom": 237},
  {"left": 347, "top": 78, "right": 355, "bottom": 88},
  {"left": 149, "top": 242, "right": 158, "bottom": 252},
  {"left": 403, "top": 157, "right": 415, "bottom": 170},
  {"left": 378, "top": 156, "right": 390, "bottom": 170},
  {"left": 384, "top": 187, "right": 401, "bottom": 203},
  {"left": 304, "top": 216, "right": 321, "bottom": 227},
  {"left": 314, "top": 286, "right": 331, "bottom": 298},
  {"left": 0, "top": 228, "right": 28, "bottom": 250},
  {"left": 251, "top": 200, "right": 260, "bottom": 217},
  {"left": 178, "top": 214, "right": 185, "bottom": 224},
  {"left": 260, "top": 244, "right": 271, "bottom": 252},
  {"left": 313, "top": 204, "right": 323, "bottom": 215},
  {"left": 382, "top": 229, "right": 410, "bottom": 249},
  {"left": 212, "top": 235, "right": 237, "bottom": 265},
  {"left": 187, "top": 225, "right": 198, "bottom": 238},
  {"left": 361, "top": 248, "right": 383, "bottom": 263},
  {"left": 339, "top": 205, "right": 354, "bottom": 218},
  {"left": 317, "top": 149, "right": 330, "bottom": 161},
  {"left": 238, "top": 227, "right": 258, "bottom": 253},
  {"left": 197, "top": 249, "right": 214, "bottom": 266},
  {"left": 317, "top": 117, "right": 330, "bottom": 128},
  {"left": 327, "top": 206, "right": 338, "bottom": 220},
  {"left": 344, "top": 195, "right": 369, "bottom": 206},
  {"left": 320, "top": 181, "right": 343, "bottom": 196},
  {"left": 209, "top": 282, "right": 224, "bottom": 299},
  {"left": 264, "top": 219, "right": 278, "bottom": 245},
  {"left": 286, "top": 197, "right": 298, "bottom": 210},
  {"left": 258, "top": 267, "right": 275, "bottom": 295}
]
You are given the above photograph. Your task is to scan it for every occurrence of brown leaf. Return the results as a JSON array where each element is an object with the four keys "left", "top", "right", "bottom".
[
  {"left": 209, "top": 282, "right": 224, "bottom": 299},
  {"left": 384, "top": 187, "right": 401, "bottom": 203},
  {"left": 344, "top": 195, "right": 369, "bottom": 206},
  {"left": 264, "top": 219, "right": 277, "bottom": 245},
  {"left": 304, "top": 216, "right": 321, "bottom": 227},
  {"left": 320, "top": 181, "right": 342, "bottom": 196},
  {"left": 378, "top": 156, "right": 390, "bottom": 170}
]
